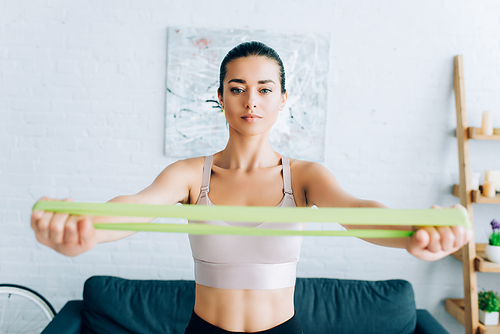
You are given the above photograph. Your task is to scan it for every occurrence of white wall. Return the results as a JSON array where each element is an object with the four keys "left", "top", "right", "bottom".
[{"left": 2, "top": 1, "right": 500, "bottom": 333}]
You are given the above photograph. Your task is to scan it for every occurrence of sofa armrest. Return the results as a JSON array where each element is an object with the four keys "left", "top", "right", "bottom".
[
  {"left": 415, "top": 309, "right": 449, "bottom": 334},
  {"left": 41, "top": 300, "right": 83, "bottom": 334}
]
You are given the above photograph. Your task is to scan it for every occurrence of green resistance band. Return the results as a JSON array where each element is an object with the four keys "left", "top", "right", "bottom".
[{"left": 33, "top": 201, "right": 471, "bottom": 238}]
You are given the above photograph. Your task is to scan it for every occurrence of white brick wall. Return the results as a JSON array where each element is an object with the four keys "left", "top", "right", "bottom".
[{"left": 2, "top": 1, "right": 500, "bottom": 333}]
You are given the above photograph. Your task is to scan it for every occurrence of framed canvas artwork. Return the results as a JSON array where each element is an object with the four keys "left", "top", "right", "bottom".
[{"left": 165, "top": 27, "right": 330, "bottom": 162}]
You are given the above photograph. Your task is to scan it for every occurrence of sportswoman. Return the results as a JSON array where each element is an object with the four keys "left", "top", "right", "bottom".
[{"left": 31, "top": 41, "right": 471, "bottom": 333}]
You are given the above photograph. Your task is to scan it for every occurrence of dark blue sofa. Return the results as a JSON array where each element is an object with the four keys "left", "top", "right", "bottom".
[{"left": 41, "top": 276, "right": 448, "bottom": 334}]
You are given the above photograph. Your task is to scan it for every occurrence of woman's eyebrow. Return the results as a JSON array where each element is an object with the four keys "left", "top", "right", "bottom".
[
  {"left": 227, "top": 79, "right": 276, "bottom": 85},
  {"left": 228, "top": 79, "right": 246, "bottom": 84},
  {"left": 258, "top": 79, "right": 276, "bottom": 85}
]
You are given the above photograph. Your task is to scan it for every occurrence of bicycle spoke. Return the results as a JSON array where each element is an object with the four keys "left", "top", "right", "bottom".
[
  {"left": 0, "top": 293, "right": 8, "bottom": 330},
  {"left": 14, "top": 307, "right": 47, "bottom": 333},
  {"left": 5, "top": 294, "right": 25, "bottom": 332},
  {"left": 0, "top": 287, "right": 54, "bottom": 334}
]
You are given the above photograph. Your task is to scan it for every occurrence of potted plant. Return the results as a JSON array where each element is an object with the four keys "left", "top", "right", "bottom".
[
  {"left": 478, "top": 290, "right": 500, "bottom": 325},
  {"left": 485, "top": 219, "right": 500, "bottom": 263}
]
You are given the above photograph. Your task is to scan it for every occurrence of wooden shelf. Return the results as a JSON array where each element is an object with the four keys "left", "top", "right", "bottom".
[
  {"left": 452, "top": 184, "right": 500, "bottom": 204},
  {"left": 446, "top": 298, "right": 466, "bottom": 327},
  {"left": 468, "top": 127, "right": 500, "bottom": 140},
  {"left": 451, "top": 244, "right": 500, "bottom": 273},
  {"left": 451, "top": 248, "right": 463, "bottom": 262},
  {"left": 472, "top": 190, "right": 500, "bottom": 204},
  {"left": 446, "top": 298, "right": 500, "bottom": 334},
  {"left": 475, "top": 244, "right": 500, "bottom": 273},
  {"left": 452, "top": 184, "right": 460, "bottom": 197}
]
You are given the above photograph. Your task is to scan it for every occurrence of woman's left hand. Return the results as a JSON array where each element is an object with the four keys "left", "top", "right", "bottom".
[{"left": 406, "top": 204, "right": 473, "bottom": 261}]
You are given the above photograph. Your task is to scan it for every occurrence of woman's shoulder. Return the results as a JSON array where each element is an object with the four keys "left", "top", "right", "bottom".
[
  {"left": 177, "top": 156, "right": 206, "bottom": 167},
  {"left": 289, "top": 158, "right": 325, "bottom": 172},
  {"left": 165, "top": 156, "right": 206, "bottom": 174},
  {"left": 153, "top": 156, "right": 205, "bottom": 181},
  {"left": 289, "top": 158, "right": 333, "bottom": 182}
]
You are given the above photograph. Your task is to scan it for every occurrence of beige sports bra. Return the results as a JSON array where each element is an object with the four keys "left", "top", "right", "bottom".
[{"left": 188, "top": 155, "right": 303, "bottom": 290}]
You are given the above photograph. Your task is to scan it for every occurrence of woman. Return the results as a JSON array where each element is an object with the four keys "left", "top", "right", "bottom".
[{"left": 31, "top": 41, "right": 471, "bottom": 333}]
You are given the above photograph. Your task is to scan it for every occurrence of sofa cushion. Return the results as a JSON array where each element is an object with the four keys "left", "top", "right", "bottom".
[
  {"left": 294, "top": 278, "right": 417, "bottom": 334},
  {"left": 82, "top": 276, "right": 195, "bottom": 334},
  {"left": 81, "top": 276, "right": 416, "bottom": 334}
]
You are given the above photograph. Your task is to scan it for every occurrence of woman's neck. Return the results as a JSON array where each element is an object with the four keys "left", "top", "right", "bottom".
[{"left": 217, "top": 130, "right": 280, "bottom": 171}]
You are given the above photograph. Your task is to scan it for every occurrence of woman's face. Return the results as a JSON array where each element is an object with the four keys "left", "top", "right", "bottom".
[{"left": 218, "top": 56, "right": 287, "bottom": 137}]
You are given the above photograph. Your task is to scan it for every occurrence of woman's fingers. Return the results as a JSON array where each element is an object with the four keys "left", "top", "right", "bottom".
[
  {"left": 437, "top": 226, "right": 456, "bottom": 252},
  {"left": 31, "top": 208, "right": 45, "bottom": 232},
  {"left": 32, "top": 196, "right": 54, "bottom": 232},
  {"left": 451, "top": 225, "right": 465, "bottom": 248},
  {"left": 36, "top": 211, "right": 55, "bottom": 243},
  {"left": 32, "top": 197, "right": 96, "bottom": 256},
  {"left": 49, "top": 213, "right": 70, "bottom": 244},
  {"left": 416, "top": 204, "right": 469, "bottom": 252},
  {"left": 416, "top": 226, "right": 462, "bottom": 252},
  {"left": 408, "top": 225, "right": 472, "bottom": 261},
  {"left": 78, "top": 218, "right": 96, "bottom": 249},
  {"left": 449, "top": 204, "right": 472, "bottom": 247},
  {"left": 30, "top": 211, "right": 41, "bottom": 231},
  {"left": 407, "top": 229, "right": 431, "bottom": 260},
  {"left": 48, "top": 198, "right": 72, "bottom": 244},
  {"left": 32, "top": 196, "right": 51, "bottom": 220},
  {"left": 423, "top": 226, "right": 442, "bottom": 253},
  {"left": 412, "top": 229, "right": 429, "bottom": 248},
  {"left": 63, "top": 215, "right": 79, "bottom": 245}
]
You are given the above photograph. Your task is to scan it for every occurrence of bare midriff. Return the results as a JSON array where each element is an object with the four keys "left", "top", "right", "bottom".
[{"left": 194, "top": 284, "right": 296, "bottom": 332}]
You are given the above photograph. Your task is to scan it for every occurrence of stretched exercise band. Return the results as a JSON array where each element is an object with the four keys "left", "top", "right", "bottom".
[{"left": 33, "top": 201, "right": 471, "bottom": 238}]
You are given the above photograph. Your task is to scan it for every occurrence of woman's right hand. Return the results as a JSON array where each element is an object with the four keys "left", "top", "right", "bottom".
[{"left": 31, "top": 197, "right": 97, "bottom": 257}]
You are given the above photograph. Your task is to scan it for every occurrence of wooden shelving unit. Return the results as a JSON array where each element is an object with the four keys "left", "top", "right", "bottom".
[
  {"left": 453, "top": 185, "right": 500, "bottom": 204},
  {"left": 445, "top": 55, "right": 500, "bottom": 334},
  {"left": 446, "top": 299, "right": 500, "bottom": 334},
  {"left": 468, "top": 127, "right": 500, "bottom": 140},
  {"left": 475, "top": 244, "right": 500, "bottom": 273},
  {"left": 451, "top": 243, "right": 500, "bottom": 273},
  {"left": 472, "top": 191, "right": 500, "bottom": 204}
]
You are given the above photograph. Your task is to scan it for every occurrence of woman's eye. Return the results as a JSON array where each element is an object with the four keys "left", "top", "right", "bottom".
[
  {"left": 261, "top": 88, "right": 272, "bottom": 94},
  {"left": 230, "top": 88, "right": 244, "bottom": 94}
]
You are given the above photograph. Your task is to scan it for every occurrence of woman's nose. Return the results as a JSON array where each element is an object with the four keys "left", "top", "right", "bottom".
[{"left": 245, "top": 91, "right": 257, "bottom": 110}]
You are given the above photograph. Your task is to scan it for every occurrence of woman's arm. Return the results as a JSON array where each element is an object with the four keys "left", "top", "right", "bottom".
[
  {"left": 31, "top": 158, "right": 202, "bottom": 256},
  {"left": 297, "top": 161, "right": 471, "bottom": 261}
]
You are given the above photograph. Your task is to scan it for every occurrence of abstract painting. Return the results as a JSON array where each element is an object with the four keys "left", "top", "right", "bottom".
[{"left": 165, "top": 27, "right": 330, "bottom": 161}]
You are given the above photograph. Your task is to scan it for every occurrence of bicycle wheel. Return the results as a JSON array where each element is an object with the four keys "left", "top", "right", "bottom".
[{"left": 0, "top": 284, "right": 56, "bottom": 334}]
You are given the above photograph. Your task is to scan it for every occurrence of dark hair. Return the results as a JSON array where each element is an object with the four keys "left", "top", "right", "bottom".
[{"left": 218, "top": 41, "right": 286, "bottom": 96}]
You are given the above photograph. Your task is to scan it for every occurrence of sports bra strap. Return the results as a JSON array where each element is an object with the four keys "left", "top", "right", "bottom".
[
  {"left": 201, "top": 155, "right": 292, "bottom": 195},
  {"left": 201, "top": 155, "right": 213, "bottom": 194},
  {"left": 282, "top": 156, "right": 293, "bottom": 195}
]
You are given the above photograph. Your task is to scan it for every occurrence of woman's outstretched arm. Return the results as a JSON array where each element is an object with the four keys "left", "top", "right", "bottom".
[
  {"left": 296, "top": 160, "right": 471, "bottom": 261},
  {"left": 31, "top": 158, "right": 202, "bottom": 257}
]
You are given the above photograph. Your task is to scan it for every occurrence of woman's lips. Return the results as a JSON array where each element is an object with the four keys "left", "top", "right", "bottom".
[{"left": 241, "top": 114, "right": 262, "bottom": 123}]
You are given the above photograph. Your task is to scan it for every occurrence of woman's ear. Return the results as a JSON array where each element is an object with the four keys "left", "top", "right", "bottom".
[
  {"left": 279, "top": 92, "right": 287, "bottom": 111},
  {"left": 217, "top": 90, "right": 224, "bottom": 109}
]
